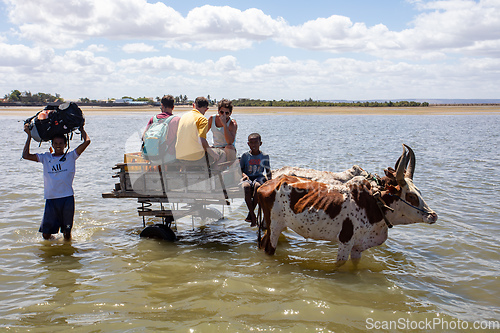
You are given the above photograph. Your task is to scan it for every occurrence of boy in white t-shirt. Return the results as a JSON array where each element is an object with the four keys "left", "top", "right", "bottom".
[{"left": 23, "top": 123, "right": 91, "bottom": 240}]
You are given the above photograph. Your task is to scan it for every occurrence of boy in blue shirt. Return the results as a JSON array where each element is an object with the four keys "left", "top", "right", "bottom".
[{"left": 240, "top": 133, "right": 271, "bottom": 226}]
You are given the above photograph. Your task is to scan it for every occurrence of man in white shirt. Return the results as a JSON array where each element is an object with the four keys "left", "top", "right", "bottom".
[{"left": 23, "top": 123, "right": 91, "bottom": 240}]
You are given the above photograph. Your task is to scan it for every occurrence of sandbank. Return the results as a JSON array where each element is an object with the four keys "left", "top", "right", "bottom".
[{"left": 1, "top": 104, "right": 499, "bottom": 117}]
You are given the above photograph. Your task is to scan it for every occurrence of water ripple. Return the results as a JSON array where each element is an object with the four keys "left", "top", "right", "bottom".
[{"left": 1, "top": 113, "right": 499, "bottom": 330}]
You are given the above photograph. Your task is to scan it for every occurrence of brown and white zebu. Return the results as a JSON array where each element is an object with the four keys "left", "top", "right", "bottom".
[{"left": 257, "top": 145, "right": 438, "bottom": 267}]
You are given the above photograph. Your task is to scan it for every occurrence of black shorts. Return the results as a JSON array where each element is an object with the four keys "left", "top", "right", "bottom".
[
  {"left": 241, "top": 178, "right": 266, "bottom": 188},
  {"left": 39, "top": 196, "right": 75, "bottom": 234}
]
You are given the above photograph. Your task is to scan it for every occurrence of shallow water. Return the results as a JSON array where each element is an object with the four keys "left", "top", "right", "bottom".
[{"left": 0, "top": 111, "right": 499, "bottom": 332}]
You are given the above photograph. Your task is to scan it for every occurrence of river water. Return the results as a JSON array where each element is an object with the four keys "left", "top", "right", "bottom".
[{"left": 0, "top": 111, "right": 498, "bottom": 332}]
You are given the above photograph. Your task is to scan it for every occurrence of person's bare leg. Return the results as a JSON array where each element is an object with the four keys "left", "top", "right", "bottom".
[
  {"left": 249, "top": 183, "right": 262, "bottom": 227},
  {"left": 243, "top": 182, "right": 255, "bottom": 223}
]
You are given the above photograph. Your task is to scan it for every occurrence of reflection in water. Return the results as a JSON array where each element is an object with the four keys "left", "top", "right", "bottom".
[
  {"left": 1, "top": 114, "right": 499, "bottom": 330},
  {"left": 20, "top": 242, "right": 82, "bottom": 327}
]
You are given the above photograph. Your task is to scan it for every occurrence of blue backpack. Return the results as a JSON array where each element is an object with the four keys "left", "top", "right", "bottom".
[{"left": 141, "top": 115, "right": 174, "bottom": 162}]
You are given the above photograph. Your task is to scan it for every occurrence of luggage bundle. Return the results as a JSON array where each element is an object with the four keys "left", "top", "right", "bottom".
[{"left": 25, "top": 102, "right": 85, "bottom": 142}]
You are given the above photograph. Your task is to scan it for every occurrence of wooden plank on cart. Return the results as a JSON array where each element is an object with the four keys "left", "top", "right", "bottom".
[{"left": 137, "top": 210, "right": 173, "bottom": 217}]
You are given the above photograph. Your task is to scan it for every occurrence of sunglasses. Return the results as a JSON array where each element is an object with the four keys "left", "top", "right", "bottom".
[{"left": 219, "top": 111, "right": 231, "bottom": 115}]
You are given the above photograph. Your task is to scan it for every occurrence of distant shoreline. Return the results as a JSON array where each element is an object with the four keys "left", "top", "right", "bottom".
[{"left": 1, "top": 105, "right": 499, "bottom": 117}]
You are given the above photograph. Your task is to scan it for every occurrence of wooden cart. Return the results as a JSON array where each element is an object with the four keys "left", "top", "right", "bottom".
[{"left": 102, "top": 153, "right": 244, "bottom": 240}]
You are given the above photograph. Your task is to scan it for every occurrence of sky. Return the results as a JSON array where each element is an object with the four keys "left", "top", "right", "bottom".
[{"left": 0, "top": 0, "right": 499, "bottom": 102}]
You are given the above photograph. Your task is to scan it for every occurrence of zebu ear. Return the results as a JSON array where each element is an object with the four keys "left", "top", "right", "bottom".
[
  {"left": 386, "top": 185, "right": 399, "bottom": 194},
  {"left": 395, "top": 145, "right": 407, "bottom": 187},
  {"left": 384, "top": 167, "right": 395, "bottom": 178}
]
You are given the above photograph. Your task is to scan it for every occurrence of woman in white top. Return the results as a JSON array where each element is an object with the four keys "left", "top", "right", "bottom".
[{"left": 207, "top": 99, "right": 238, "bottom": 162}]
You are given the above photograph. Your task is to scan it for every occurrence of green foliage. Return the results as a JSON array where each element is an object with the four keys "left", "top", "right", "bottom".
[
  {"left": 174, "top": 94, "right": 189, "bottom": 104},
  {"left": 79, "top": 97, "right": 101, "bottom": 103},
  {"left": 2, "top": 90, "right": 430, "bottom": 108},
  {"left": 6, "top": 89, "right": 21, "bottom": 101},
  {"left": 231, "top": 98, "right": 429, "bottom": 107},
  {"left": 4, "top": 90, "right": 64, "bottom": 103}
]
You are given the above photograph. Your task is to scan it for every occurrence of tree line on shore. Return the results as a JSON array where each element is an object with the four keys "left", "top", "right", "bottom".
[
  {"left": 2, "top": 90, "right": 64, "bottom": 104},
  {"left": 1, "top": 90, "right": 197, "bottom": 106},
  {"left": 231, "top": 98, "right": 430, "bottom": 107},
  {"left": 2, "top": 89, "right": 431, "bottom": 107}
]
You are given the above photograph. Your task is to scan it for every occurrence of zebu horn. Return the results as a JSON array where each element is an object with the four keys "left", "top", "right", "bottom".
[
  {"left": 403, "top": 144, "right": 415, "bottom": 180},
  {"left": 394, "top": 154, "right": 402, "bottom": 170},
  {"left": 395, "top": 145, "right": 407, "bottom": 187}
]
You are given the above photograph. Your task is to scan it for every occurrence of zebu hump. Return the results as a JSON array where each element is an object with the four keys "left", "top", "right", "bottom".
[{"left": 272, "top": 165, "right": 368, "bottom": 185}]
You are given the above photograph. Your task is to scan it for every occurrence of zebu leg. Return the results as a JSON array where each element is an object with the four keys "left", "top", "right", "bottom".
[
  {"left": 263, "top": 218, "right": 286, "bottom": 255},
  {"left": 350, "top": 246, "right": 363, "bottom": 267},
  {"left": 258, "top": 193, "right": 286, "bottom": 255},
  {"left": 335, "top": 242, "right": 354, "bottom": 268}
]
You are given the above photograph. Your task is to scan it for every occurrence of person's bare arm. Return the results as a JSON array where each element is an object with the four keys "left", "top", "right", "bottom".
[
  {"left": 22, "top": 123, "right": 38, "bottom": 162},
  {"left": 201, "top": 137, "right": 210, "bottom": 150},
  {"left": 220, "top": 115, "right": 237, "bottom": 145},
  {"left": 207, "top": 115, "right": 213, "bottom": 132},
  {"left": 201, "top": 137, "right": 220, "bottom": 160},
  {"left": 76, "top": 126, "right": 91, "bottom": 156}
]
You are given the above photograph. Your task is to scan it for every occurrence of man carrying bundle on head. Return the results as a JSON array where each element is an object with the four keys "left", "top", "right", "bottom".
[{"left": 22, "top": 117, "right": 90, "bottom": 241}]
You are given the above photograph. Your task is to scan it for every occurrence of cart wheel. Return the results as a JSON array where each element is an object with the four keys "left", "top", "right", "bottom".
[
  {"left": 140, "top": 224, "right": 176, "bottom": 241},
  {"left": 199, "top": 207, "right": 224, "bottom": 221}
]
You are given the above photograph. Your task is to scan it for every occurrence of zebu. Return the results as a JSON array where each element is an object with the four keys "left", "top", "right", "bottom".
[{"left": 257, "top": 145, "right": 438, "bottom": 267}]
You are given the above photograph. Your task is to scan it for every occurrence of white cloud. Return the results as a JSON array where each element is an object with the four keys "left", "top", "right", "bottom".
[
  {"left": 184, "top": 6, "right": 283, "bottom": 39},
  {"left": 116, "top": 54, "right": 239, "bottom": 77},
  {"left": 196, "top": 38, "right": 255, "bottom": 51},
  {"left": 0, "top": 43, "right": 54, "bottom": 67},
  {"left": 86, "top": 44, "right": 108, "bottom": 52},
  {"left": 278, "top": 15, "right": 393, "bottom": 53},
  {"left": 4, "top": 0, "right": 500, "bottom": 58},
  {"left": 1, "top": 48, "right": 498, "bottom": 100},
  {"left": 395, "top": 0, "right": 500, "bottom": 55},
  {"left": 118, "top": 55, "right": 195, "bottom": 74},
  {"left": 215, "top": 55, "right": 500, "bottom": 100},
  {"left": 4, "top": 0, "right": 183, "bottom": 48},
  {"left": 51, "top": 50, "right": 115, "bottom": 75},
  {"left": 164, "top": 42, "right": 194, "bottom": 51},
  {"left": 213, "top": 55, "right": 240, "bottom": 72},
  {"left": 122, "top": 43, "right": 158, "bottom": 53},
  {"left": 1, "top": 1, "right": 499, "bottom": 100},
  {"left": 3, "top": 1, "right": 283, "bottom": 50},
  {"left": 164, "top": 39, "right": 254, "bottom": 51},
  {"left": 276, "top": 0, "right": 500, "bottom": 59}
]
